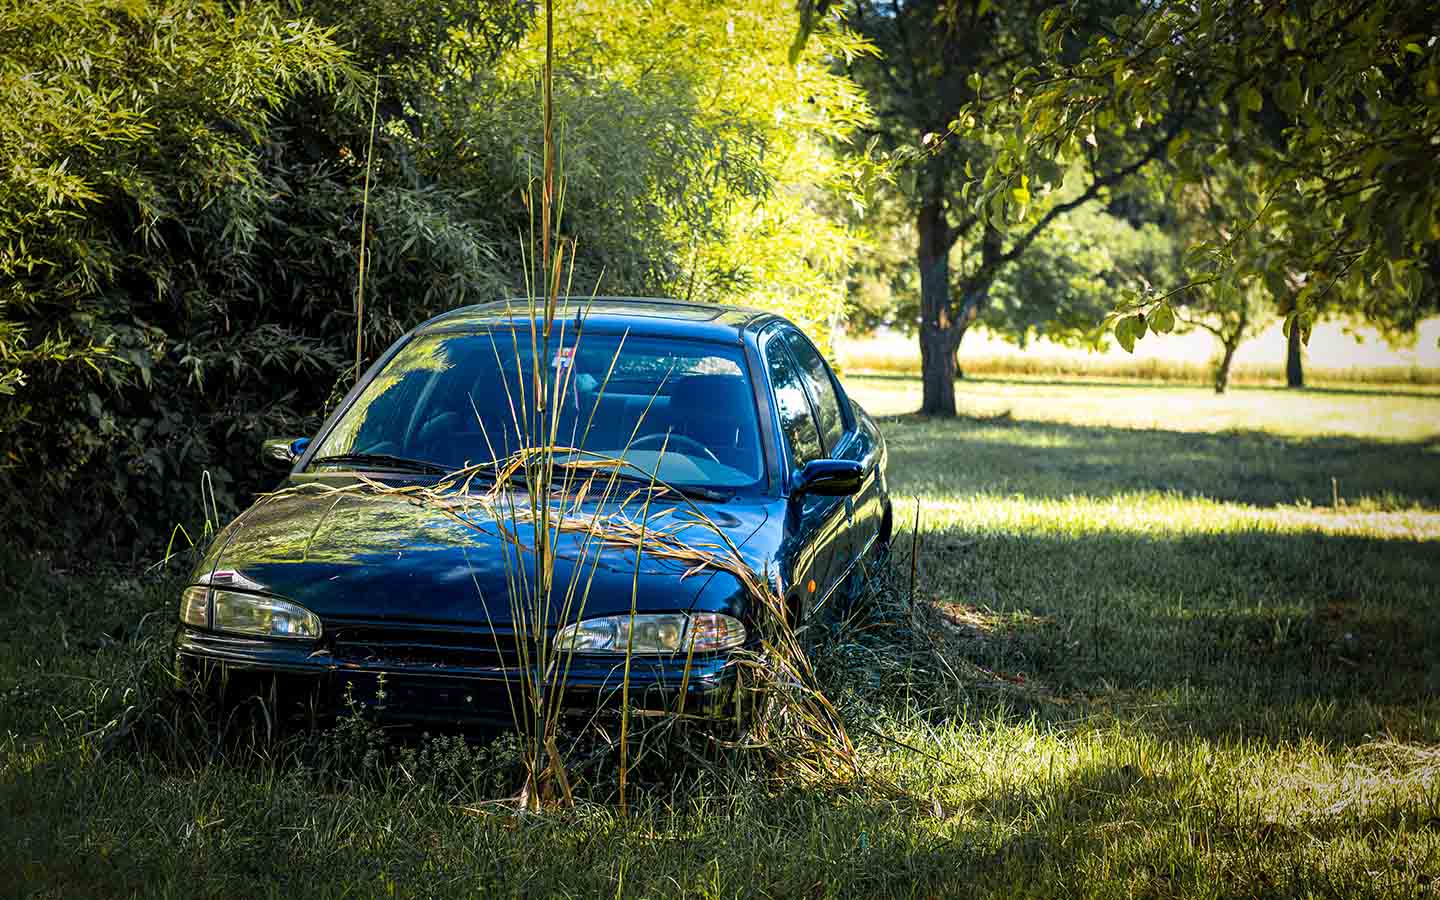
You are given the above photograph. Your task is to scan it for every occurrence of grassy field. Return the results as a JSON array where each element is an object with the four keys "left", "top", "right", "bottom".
[
  {"left": 837, "top": 320, "right": 1440, "bottom": 388},
  {"left": 4, "top": 377, "right": 1439, "bottom": 897}
]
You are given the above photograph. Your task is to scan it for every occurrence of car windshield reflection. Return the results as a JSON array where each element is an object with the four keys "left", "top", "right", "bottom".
[{"left": 309, "top": 332, "right": 763, "bottom": 489}]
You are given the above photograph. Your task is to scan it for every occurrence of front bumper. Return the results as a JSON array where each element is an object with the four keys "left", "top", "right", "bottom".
[{"left": 174, "top": 626, "right": 741, "bottom": 726}]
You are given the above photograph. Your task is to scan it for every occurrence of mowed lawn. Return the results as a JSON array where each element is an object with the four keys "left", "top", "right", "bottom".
[{"left": 3, "top": 376, "right": 1439, "bottom": 898}]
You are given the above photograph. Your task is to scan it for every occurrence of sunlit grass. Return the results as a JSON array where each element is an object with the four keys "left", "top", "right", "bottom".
[
  {"left": 4, "top": 375, "right": 1439, "bottom": 897},
  {"left": 837, "top": 319, "right": 1440, "bottom": 389},
  {"left": 914, "top": 491, "right": 1440, "bottom": 539},
  {"left": 850, "top": 374, "right": 1440, "bottom": 441}
]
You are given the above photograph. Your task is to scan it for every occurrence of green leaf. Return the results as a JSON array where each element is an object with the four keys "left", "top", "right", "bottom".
[
  {"left": 1166, "top": 129, "right": 1191, "bottom": 160},
  {"left": 1011, "top": 175, "right": 1030, "bottom": 206},
  {"left": 1149, "top": 302, "right": 1175, "bottom": 334},
  {"left": 1115, "top": 317, "right": 1136, "bottom": 353}
]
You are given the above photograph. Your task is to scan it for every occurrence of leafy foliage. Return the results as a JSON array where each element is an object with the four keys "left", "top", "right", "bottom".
[
  {"left": 0, "top": 0, "right": 361, "bottom": 552},
  {"left": 0, "top": 0, "right": 872, "bottom": 554},
  {"left": 1009, "top": 0, "right": 1440, "bottom": 348},
  {"left": 852, "top": 180, "right": 1177, "bottom": 349},
  {"left": 840, "top": 0, "right": 1180, "bottom": 415},
  {"left": 507, "top": 0, "right": 878, "bottom": 341}
]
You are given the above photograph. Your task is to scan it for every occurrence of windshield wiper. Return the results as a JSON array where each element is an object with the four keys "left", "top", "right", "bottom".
[
  {"left": 552, "top": 461, "right": 733, "bottom": 502},
  {"left": 663, "top": 483, "right": 734, "bottom": 502},
  {"left": 309, "top": 453, "right": 448, "bottom": 475}
]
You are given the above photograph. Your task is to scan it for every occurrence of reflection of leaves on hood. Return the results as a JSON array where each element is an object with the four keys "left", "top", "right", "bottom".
[
  {"left": 222, "top": 487, "right": 483, "bottom": 566},
  {"left": 218, "top": 471, "right": 763, "bottom": 574}
]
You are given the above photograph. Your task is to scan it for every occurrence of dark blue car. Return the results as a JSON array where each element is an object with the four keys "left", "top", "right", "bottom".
[{"left": 176, "top": 298, "right": 892, "bottom": 725}]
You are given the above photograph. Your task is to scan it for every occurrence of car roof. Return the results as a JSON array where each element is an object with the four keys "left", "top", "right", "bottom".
[{"left": 414, "top": 296, "right": 783, "bottom": 344}]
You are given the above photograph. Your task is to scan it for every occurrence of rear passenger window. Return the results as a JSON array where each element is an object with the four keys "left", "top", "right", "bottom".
[
  {"left": 765, "top": 336, "right": 823, "bottom": 471},
  {"left": 783, "top": 331, "right": 846, "bottom": 453}
]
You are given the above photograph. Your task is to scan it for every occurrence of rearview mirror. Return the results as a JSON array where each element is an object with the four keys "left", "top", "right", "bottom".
[
  {"left": 262, "top": 436, "right": 310, "bottom": 470},
  {"left": 793, "top": 459, "right": 863, "bottom": 497}
]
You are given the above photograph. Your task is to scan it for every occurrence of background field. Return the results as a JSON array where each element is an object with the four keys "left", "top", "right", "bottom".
[
  {"left": 839, "top": 317, "right": 1440, "bottom": 387},
  {"left": 3, "top": 376, "right": 1438, "bottom": 897}
]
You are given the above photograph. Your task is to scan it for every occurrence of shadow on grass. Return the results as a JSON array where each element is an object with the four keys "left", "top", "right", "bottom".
[
  {"left": 882, "top": 410, "right": 1440, "bottom": 509},
  {"left": 4, "top": 724, "right": 1425, "bottom": 898},
  {"left": 891, "top": 523, "right": 1440, "bottom": 745}
]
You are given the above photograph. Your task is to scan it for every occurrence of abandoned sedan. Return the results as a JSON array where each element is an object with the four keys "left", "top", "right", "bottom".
[{"left": 176, "top": 298, "right": 891, "bottom": 725}]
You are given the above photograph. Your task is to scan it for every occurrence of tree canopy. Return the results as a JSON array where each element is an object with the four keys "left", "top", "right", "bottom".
[
  {"left": 840, "top": 0, "right": 1186, "bottom": 415},
  {"left": 3, "top": 0, "right": 1437, "bottom": 550},
  {"left": 993, "top": 0, "right": 1439, "bottom": 349}
]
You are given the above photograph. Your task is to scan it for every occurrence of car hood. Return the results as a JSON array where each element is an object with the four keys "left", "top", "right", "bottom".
[{"left": 196, "top": 483, "right": 776, "bottom": 628}]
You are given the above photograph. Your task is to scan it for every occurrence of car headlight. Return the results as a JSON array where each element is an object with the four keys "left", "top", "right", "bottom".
[
  {"left": 179, "top": 585, "right": 209, "bottom": 627},
  {"left": 554, "top": 612, "right": 746, "bottom": 654},
  {"left": 178, "top": 587, "right": 322, "bottom": 640}
]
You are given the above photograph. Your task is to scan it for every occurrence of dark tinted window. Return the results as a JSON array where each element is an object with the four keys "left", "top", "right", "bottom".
[
  {"left": 765, "top": 336, "right": 823, "bottom": 470},
  {"left": 783, "top": 331, "right": 846, "bottom": 453},
  {"left": 311, "top": 332, "right": 762, "bottom": 487}
]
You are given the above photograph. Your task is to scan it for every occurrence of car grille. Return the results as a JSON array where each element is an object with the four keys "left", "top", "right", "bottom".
[{"left": 328, "top": 620, "right": 543, "bottom": 671}]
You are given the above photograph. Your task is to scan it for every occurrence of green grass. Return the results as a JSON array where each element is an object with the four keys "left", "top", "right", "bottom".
[
  {"left": 836, "top": 326, "right": 1440, "bottom": 388},
  {"left": 5, "top": 377, "right": 1440, "bottom": 897}
]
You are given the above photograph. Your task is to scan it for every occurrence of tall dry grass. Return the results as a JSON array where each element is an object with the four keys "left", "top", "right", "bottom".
[
  {"left": 838, "top": 332, "right": 1440, "bottom": 387},
  {"left": 305, "top": 0, "right": 862, "bottom": 810}
]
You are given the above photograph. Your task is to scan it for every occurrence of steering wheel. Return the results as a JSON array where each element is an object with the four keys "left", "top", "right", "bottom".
[{"left": 630, "top": 432, "right": 720, "bottom": 464}]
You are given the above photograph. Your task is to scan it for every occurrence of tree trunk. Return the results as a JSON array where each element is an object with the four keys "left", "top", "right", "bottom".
[
  {"left": 1214, "top": 340, "right": 1238, "bottom": 394},
  {"left": 917, "top": 200, "right": 959, "bottom": 416},
  {"left": 916, "top": 185, "right": 1002, "bottom": 415},
  {"left": 919, "top": 323, "right": 960, "bottom": 415},
  {"left": 1286, "top": 322, "right": 1304, "bottom": 388}
]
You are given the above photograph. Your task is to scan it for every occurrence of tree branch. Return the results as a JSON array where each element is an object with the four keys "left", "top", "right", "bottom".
[
  {"left": 1175, "top": 313, "right": 1227, "bottom": 340},
  {"left": 994, "top": 119, "right": 1185, "bottom": 270},
  {"left": 943, "top": 212, "right": 979, "bottom": 251}
]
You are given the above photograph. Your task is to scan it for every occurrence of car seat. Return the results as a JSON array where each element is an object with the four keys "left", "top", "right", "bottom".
[{"left": 667, "top": 374, "right": 757, "bottom": 473}]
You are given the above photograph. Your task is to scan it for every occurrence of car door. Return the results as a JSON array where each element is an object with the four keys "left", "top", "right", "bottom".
[
  {"left": 762, "top": 329, "right": 846, "bottom": 618},
  {"left": 781, "top": 329, "right": 882, "bottom": 581}
]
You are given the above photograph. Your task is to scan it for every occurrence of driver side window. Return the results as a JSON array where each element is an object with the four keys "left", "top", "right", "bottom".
[{"left": 765, "top": 335, "right": 823, "bottom": 472}]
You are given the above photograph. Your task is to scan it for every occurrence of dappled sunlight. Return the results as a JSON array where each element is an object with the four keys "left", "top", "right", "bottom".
[
  {"left": 1270, "top": 740, "right": 1440, "bottom": 822},
  {"left": 908, "top": 492, "right": 1440, "bottom": 541},
  {"left": 848, "top": 375, "right": 1440, "bottom": 442},
  {"left": 859, "top": 719, "right": 1440, "bottom": 892},
  {"left": 869, "top": 386, "right": 1440, "bottom": 511}
]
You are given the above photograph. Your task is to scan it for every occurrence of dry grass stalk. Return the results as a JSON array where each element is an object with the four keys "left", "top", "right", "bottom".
[{"left": 256, "top": 444, "right": 867, "bottom": 790}]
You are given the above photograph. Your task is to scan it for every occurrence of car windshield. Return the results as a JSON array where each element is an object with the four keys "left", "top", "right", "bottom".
[{"left": 310, "top": 330, "right": 764, "bottom": 488}]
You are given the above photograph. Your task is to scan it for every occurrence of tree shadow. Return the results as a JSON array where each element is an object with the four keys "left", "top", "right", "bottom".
[
  {"left": 883, "top": 524, "right": 1440, "bottom": 746},
  {"left": 848, "top": 752, "right": 1426, "bottom": 897},
  {"left": 882, "top": 410, "right": 1440, "bottom": 508}
]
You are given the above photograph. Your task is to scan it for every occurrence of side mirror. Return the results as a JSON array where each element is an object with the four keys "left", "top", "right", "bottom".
[
  {"left": 262, "top": 436, "right": 310, "bottom": 469},
  {"left": 793, "top": 459, "right": 864, "bottom": 497}
]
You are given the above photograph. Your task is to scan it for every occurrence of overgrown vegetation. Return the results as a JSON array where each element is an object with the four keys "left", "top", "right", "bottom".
[
  {"left": 0, "top": 0, "right": 873, "bottom": 556},
  {"left": 5, "top": 379, "right": 1438, "bottom": 897},
  {"left": 2, "top": 0, "right": 1438, "bottom": 890}
]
